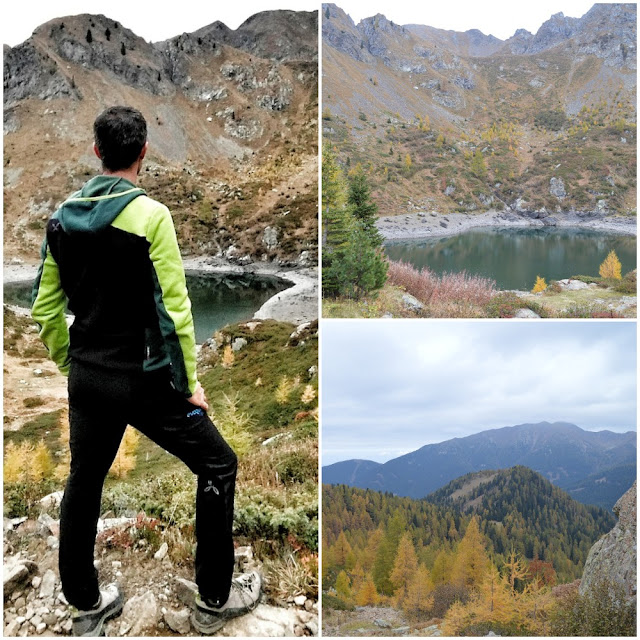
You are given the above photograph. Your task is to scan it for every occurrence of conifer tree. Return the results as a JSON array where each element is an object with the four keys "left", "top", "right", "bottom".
[
  {"left": 599, "top": 250, "right": 622, "bottom": 279},
  {"left": 335, "top": 570, "right": 352, "bottom": 600},
  {"left": 373, "top": 510, "right": 405, "bottom": 595},
  {"left": 347, "top": 165, "right": 383, "bottom": 246},
  {"left": 451, "top": 517, "right": 490, "bottom": 591},
  {"left": 390, "top": 532, "right": 419, "bottom": 605},
  {"left": 471, "top": 149, "right": 487, "bottom": 180},
  {"left": 333, "top": 531, "right": 353, "bottom": 567},
  {"left": 404, "top": 564, "right": 434, "bottom": 616},
  {"left": 356, "top": 575, "right": 379, "bottom": 606},
  {"left": 30, "top": 440, "right": 54, "bottom": 482}
]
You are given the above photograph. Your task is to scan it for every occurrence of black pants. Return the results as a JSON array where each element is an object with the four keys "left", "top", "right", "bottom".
[{"left": 59, "top": 361, "right": 237, "bottom": 610}]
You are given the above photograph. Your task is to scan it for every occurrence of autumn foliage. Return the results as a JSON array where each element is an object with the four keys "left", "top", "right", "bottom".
[{"left": 599, "top": 250, "right": 622, "bottom": 280}]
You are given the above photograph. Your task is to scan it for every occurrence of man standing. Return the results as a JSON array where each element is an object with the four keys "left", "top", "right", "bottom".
[{"left": 31, "top": 106, "right": 260, "bottom": 636}]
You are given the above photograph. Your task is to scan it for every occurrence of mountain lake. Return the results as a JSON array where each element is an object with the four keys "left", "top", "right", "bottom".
[
  {"left": 5, "top": 272, "right": 291, "bottom": 344},
  {"left": 384, "top": 227, "right": 637, "bottom": 291}
]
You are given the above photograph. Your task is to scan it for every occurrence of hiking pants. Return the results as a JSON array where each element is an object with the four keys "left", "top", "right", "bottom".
[{"left": 59, "top": 361, "right": 237, "bottom": 610}]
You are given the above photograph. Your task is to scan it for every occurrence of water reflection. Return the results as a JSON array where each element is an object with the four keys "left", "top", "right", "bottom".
[
  {"left": 384, "top": 227, "right": 637, "bottom": 290},
  {"left": 5, "top": 273, "right": 290, "bottom": 344}
]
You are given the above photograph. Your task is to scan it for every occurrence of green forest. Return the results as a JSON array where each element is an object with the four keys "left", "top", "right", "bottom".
[{"left": 323, "top": 466, "right": 632, "bottom": 635}]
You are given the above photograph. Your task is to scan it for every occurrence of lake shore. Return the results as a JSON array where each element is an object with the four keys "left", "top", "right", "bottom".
[
  {"left": 377, "top": 210, "right": 637, "bottom": 240},
  {"left": 3, "top": 257, "right": 319, "bottom": 325}
]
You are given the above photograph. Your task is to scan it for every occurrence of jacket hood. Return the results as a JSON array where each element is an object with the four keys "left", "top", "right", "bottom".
[{"left": 56, "top": 176, "right": 145, "bottom": 233}]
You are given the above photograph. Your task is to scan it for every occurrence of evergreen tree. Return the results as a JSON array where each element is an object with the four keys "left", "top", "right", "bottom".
[
  {"left": 347, "top": 165, "right": 383, "bottom": 246},
  {"left": 335, "top": 570, "right": 352, "bottom": 600},
  {"left": 404, "top": 564, "right": 434, "bottom": 617},
  {"left": 373, "top": 510, "right": 405, "bottom": 595},
  {"left": 471, "top": 149, "right": 487, "bottom": 180},
  {"left": 356, "top": 575, "right": 379, "bottom": 606}
]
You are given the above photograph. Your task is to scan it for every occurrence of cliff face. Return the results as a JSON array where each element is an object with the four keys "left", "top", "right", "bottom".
[{"left": 579, "top": 481, "right": 636, "bottom": 603}]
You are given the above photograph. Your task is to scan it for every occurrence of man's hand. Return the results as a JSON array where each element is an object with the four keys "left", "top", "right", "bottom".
[{"left": 188, "top": 382, "right": 209, "bottom": 411}]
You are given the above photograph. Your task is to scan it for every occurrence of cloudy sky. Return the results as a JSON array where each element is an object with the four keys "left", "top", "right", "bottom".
[
  {"left": 322, "top": 321, "right": 637, "bottom": 466},
  {"left": 3, "top": 0, "right": 318, "bottom": 46},
  {"left": 334, "top": 0, "right": 599, "bottom": 40}
]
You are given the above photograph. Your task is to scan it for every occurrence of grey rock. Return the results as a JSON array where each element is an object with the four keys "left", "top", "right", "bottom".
[
  {"left": 402, "top": 294, "right": 424, "bottom": 313},
  {"left": 174, "top": 577, "right": 198, "bottom": 608},
  {"left": 580, "top": 481, "right": 636, "bottom": 602},
  {"left": 374, "top": 619, "right": 392, "bottom": 628},
  {"left": 549, "top": 177, "right": 566, "bottom": 200},
  {"left": 154, "top": 542, "right": 169, "bottom": 560},
  {"left": 5, "top": 619, "right": 21, "bottom": 636},
  {"left": 393, "top": 626, "right": 411, "bottom": 634},
  {"left": 14, "top": 597, "right": 26, "bottom": 610},
  {"left": 514, "top": 308, "right": 541, "bottom": 319},
  {"left": 47, "top": 536, "right": 59, "bottom": 550},
  {"left": 35, "top": 622, "right": 47, "bottom": 634},
  {"left": 3, "top": 556, "right": 37, "bottom": 597},
  {"left": 39, "top": 570, "right": 57, "bottom": 600},
  {"left": 231, "top": 338, "right": 248, "bottom": 352},
  {"left": 262, "top": 226, "right": 279, "bottom": 250},
  {"left": 444, "top": 185, "right": 455, "bottom": 196},
  {"left": 62, "top": 619, "right": 73, "bottom": 633},
  {"left": 121, "top": 592, "right": 159, "bottom": 636},
  {"left": 563, "top": 279, "right": 588, "bottom": 291},
  {"left": 219, "top": 604, "right": 298, "bottom": 636},
  {"left": 164, "top": 607, "right": 191, "bottom": 634}
]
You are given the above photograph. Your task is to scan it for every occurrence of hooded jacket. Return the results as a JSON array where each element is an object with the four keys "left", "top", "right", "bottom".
[{"left": 31, "top": 175, "right": 197, "bottom": 397}]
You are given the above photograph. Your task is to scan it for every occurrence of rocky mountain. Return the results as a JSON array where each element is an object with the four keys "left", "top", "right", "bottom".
[
  {"left": 322, "top": 421, "right": 636, "bottom": 511},
  {"left": 3, "top": 10, "right": 318, "bottom": 264},
  {"left": 322, "top": 3, "right": 636, "bottom": 215},
  {"left": 579, "top": 480, "right": 636, "bottom": 603}
]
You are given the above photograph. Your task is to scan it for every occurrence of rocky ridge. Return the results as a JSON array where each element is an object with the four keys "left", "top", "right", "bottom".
[{"left": 579, "top": 480, "right": 637, "bottom": 603}]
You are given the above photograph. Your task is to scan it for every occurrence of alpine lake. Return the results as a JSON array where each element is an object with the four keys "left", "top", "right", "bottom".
[
  {"left": 384, "top": 227, "right": 637, "bottom": 291},
  {"left": 4, "top": 272, "right": 291, "bottom": 344}
]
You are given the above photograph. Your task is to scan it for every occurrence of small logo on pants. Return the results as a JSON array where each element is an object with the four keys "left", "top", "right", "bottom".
[
  {"left": 187, "top": 408, "right": 204, "bottom": 418},
  {"left": 204, "top": 480, "right": 219, "bottom": 495}
]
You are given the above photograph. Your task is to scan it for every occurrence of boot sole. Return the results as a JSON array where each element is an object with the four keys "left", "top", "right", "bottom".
[{"left": 72, "top": 591, "right": 124, "bottom": 637}]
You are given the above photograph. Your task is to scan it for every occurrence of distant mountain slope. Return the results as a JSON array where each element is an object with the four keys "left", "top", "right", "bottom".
[
  {"left": 426, "top": 465, "right": 616, "bottom": 560},
  {"left": 322, "top": 3, "right": 636, "bottom": 215},
  {"left": 564, "top": 462, "right": 636, "bottom": 511},
  {"left": 322, "top": 421, "right": 636, "bottom": 510},
  {"left": 3, "top": 10, "right": 318, "bottom": 263}
]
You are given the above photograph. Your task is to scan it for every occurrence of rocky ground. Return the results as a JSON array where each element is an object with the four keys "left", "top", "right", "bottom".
[
  {"left": 3, "top": 510, "right": 318, "bottom": 637},
  {"left": 323, "top": 605, "right": 441, "bottom": 637},
  {"left": 377, "top": 210, "right": 637, "bottom": 241}
]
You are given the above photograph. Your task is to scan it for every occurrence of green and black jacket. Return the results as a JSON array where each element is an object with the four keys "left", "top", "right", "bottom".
[{"left": 31, "top": 175, "right": 198, "bottom": 397}]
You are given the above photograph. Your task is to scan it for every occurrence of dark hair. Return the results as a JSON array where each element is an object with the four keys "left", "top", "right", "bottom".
[{"left": 93, "top": 106, "right": 147, "bottom": 171}]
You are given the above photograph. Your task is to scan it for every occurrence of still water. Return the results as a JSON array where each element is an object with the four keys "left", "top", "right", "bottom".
[
  {"left": 5, "top": 272, "right": 290, "bottom": 344},
  {"left": 384, "top": 227, "right": 637, "bottom": 291}
]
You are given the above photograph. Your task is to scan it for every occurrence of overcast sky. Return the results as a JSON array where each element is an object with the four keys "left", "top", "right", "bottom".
[
  {"left": 333, "top": 0, "right": 600, "bottom": 40},
  {"left": 3, "top": 0, "right": 318, "bottom": 47},
  {"left": 322, "top": 321, "right": 637, "bottom": 466}
]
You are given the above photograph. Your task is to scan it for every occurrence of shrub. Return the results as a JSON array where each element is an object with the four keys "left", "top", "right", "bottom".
[
  {"left": 550, "top": 579, "right": 636, "bottom": 636},
  {"left": 388, "top": 260, "right": 496, "bottom": 307},
  {"left": 322, "top": 593, "right": 355, "bottom": 611},
  {"left": 615, "top": 270, "right": 636, "bottom": 294}
]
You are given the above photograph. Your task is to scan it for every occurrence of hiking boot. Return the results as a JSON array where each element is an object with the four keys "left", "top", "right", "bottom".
[
  {"left": 71, "top": 583, "right": 124, "bottom": 637},
  {"left": 191, "top": 571, "right": 262, "bottom": 634}
]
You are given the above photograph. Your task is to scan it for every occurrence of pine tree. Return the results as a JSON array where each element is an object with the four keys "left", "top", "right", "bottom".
[
  {"left": 333, "top": 531, "right": 353, "bottom": 567},
  {"left": 373, "top": 510, "right": 405, "bottom": 595}
]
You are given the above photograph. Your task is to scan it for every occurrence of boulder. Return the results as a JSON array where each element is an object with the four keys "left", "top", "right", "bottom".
[
  {"left": 231, "top": 338, "right": 248, "bottom": 352},
  {"left": 39, "top": 570, "right": 57, "bottom": 599},
  {"left": 154, "top": 542, "right": 169, "bottom": 560},
  {"left": 164, "top": 607, "right": 191, "bottom": 634},
  {"left": 563, "top": 279, "right": 588, "bottom": 291},
  {"left": 3, "top": 556, "right": 37, "bottom": 598},
  {"left": 514, "top": 308, "right": 541, "bottom": 319},
  {"left": 220, "top": 604, "right": 298, "bottom": 636},
  {"left": 579, "top": 481, "right": 636, "bottom": 603},
  {"left": 549, "top": 177, "right": 566, "bottom": 200},
  {"left": 374, "top": 618, "right": 392, "bottom": 628},
  {"left": 121, "top": 592, "right": 160, "bottom": 636},
  {"left": 402, "top": 294, "right": 424, "bottom": 313}
]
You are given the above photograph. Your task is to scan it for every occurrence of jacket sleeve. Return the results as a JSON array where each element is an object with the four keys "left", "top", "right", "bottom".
[
  {"left": 31, "top": 239, "right": 70, "bottom": 376},
  {"left": 147, "top": 205, "right": 198, "bottom": 397}
]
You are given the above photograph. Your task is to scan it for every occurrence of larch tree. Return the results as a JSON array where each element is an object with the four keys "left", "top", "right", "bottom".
[
  {"left": 390, "top": 532, "right": 419, "bottom": 606},
  {"left": 451, "top": 517, "right": 491, "bottom": 591},
  {"left": 404, "top": 564, "right": 434, "bottom": 617},
  {"left": 356, "top": 575, "right": 380, "bottom": 606}
]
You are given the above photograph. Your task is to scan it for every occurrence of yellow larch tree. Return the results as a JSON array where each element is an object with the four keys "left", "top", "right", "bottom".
[
  {"left": 356, "top": 575, "right": 380, "bottom": 606},
  {"left": 599, "top": 250, "right": 622, "bottom": 280},
  {"left": 532, "top": 276, "right": 547, "bottom": 293},
  {"left": 403, "top": 563, "right": 434, "bottom": 617},
  {"left": 390, "top": 532, "right": 419, "bottom": 607},
  {"left": 450, "top": 517, "right": 491, "bottom": 591},
  {"left": 109, "top": 426, "right": 140, "bottom": 479}
]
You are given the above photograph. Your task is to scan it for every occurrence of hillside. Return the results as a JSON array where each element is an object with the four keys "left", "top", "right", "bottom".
[
  {"left": 322, "top": 421, "right": 637, "bottom": 511},
  {"left": 3, "top": 10, "right": 318, "bottom": 264},
  {"left": 3, "top": 307, "right": 319, "bottom": 636},
  {"left": 322, "top": 3, "right": 636, "bottom": 217},
  {"left": 322, "top": 469, "right": 620, "bottom": 635}
]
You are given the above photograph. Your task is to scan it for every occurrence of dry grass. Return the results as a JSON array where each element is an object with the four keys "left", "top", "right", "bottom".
[{"left": 387, "top": 260, "right": 496, "bottom": 307}]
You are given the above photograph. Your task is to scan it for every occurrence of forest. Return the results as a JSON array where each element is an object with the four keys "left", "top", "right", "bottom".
[{"left": 322, "top": 466, "right": 632, "bottom": 635}]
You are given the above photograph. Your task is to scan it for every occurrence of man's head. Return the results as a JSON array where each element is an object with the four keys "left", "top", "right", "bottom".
[{"left": 93, "top": 106, "right": 148, "bottom": 173}]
